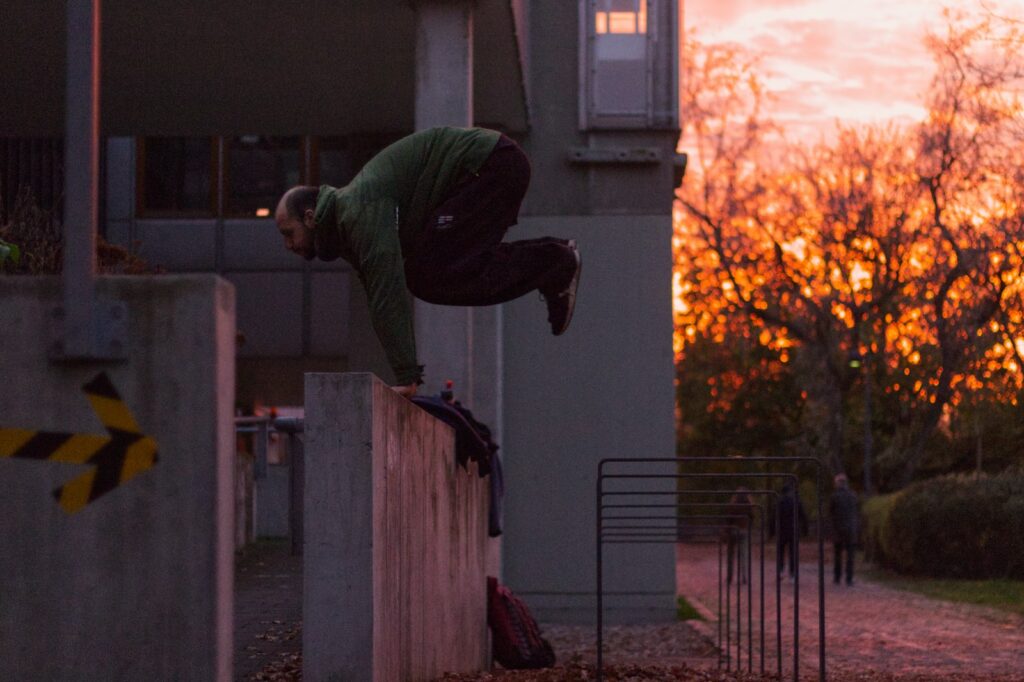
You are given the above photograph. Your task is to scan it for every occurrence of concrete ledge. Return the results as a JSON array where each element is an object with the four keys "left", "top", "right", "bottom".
[
  {"left": 304, "top": 373, "right": 489, "bottom": 681},
  {"left": 0, "top": 275, "right": 235, "bottom": 680}
]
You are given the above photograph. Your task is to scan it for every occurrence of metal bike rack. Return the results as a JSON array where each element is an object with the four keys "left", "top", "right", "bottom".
[
  {"left": 610, "top": 495, "right": 772, "bottom": 673},
  {"left": 595, "top": 457, "right": 827, "bottom": 682}
]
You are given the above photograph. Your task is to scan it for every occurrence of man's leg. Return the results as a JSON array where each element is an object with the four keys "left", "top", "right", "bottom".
[
  {"left": 845, "top": 542, "right": 855, "bottom": 585},
  {"left": 404, "top": 136, "right": 578, "bottom": 308}
]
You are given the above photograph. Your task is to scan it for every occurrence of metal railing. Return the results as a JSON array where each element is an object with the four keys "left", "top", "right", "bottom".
[
  {"left": 596, "top": 457, "right": 827, "bottom": 681},
  {"left": 234, "top": 415, "right": 305, "bottom": 555}
]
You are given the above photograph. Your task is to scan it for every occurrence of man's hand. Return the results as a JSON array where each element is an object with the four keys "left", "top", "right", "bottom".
[{"left": 392, "top": 383, "right": 417, "bottom": 399}]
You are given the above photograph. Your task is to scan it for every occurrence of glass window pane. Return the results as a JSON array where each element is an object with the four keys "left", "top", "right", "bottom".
[
  {"left": 142, "top": 137, "right": 212, "bottom": 214},
  {"left": 226, "top": 136, "right": 302, "bottom": 217},
  {"left": 317, "top": 133, "right": 405, "bottom": 188},
  {"left": 592, "top": 0, "right": 648, "bottom": 116}
]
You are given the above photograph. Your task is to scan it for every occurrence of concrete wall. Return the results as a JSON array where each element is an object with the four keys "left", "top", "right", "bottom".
[
  {"left": 502, "top": 215, "right": 677, "bottom": 623},
  {"left": 498, "top": 0, "right": 680, "bottom": 624},
  {"left": 304, "top": 373, "right": 489, "bottom": 681},
  {"left": 255, "top": 464, "right": 291, "bottom": 538},
  {"left": 519, "top": 3, "right": 679, "bottom": 218},
  {"left": 0, "top": 275, "right": 236, "bottom": 680}
]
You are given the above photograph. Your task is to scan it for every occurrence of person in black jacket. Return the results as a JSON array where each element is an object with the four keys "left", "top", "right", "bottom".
[
  {"left": 829, "top": 473, "right": 860, "bottom": 585},
  {"left": 775, "top": 480, "right": 807, "bottom": 578}
]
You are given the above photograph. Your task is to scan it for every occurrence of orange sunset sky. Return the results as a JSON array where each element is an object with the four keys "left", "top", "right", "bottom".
[{"left": 684, "top": 0, "right": 1024, "bottom": 141}]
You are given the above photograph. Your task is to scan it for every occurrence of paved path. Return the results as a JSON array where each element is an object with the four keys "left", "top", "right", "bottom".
[
  {"left": 234, "top": 541, "right": 302, "bottom": 681},
  {"left": 676, "top": 543, "right": 1024, "bottom": 681}
]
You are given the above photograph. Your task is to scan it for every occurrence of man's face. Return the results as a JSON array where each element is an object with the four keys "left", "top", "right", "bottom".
[{"left": 276, "top": 207, "right": 315, "bottom": 260}]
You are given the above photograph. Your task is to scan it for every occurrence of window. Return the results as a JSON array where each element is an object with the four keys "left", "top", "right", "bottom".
[
  {"left": 0, "top": 138, "right": 63, "bottom": 224},
  {"left": 315, "top": 133, "right": 404, "bottom": 188},
  {"left": 133, "top": 134, "right": 404, "bottom": 219},
  {"left": 137, "top": 137, "right": 214, "bottom": 216},
  {"left": 580, "top": 0, "right": 679, "bottom": 130},
  {"left": 225, "top": 136, "right": 304, "bottom": 217}
]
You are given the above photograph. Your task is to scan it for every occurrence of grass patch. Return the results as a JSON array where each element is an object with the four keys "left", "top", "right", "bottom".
[
  {"left": 676, "top": 595, "right": 705, "bottom": 621},
  {"left": 865, "top": 564, "right": 1024, "bottom": 616}
]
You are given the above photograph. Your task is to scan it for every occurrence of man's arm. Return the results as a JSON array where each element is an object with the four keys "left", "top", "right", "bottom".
[{"left": 346, "top": 198, "right": 422, "bottom": 387}]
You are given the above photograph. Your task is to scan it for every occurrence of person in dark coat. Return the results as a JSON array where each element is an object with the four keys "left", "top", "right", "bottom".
[
  {"left": 829, "top": 473, "right": 860, "bottom": 585},
  {"left": 774, "top": 480, "right": 807, "bottom": 578}
]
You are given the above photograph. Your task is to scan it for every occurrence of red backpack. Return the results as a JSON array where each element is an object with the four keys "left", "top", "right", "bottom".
[{"left": 486, "top": 576, "right": 556, "bottom": 669}]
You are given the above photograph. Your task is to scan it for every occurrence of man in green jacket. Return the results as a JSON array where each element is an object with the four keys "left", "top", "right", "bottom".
[{"left": 274, "top": 126, "right": 581, "bottom": 398}]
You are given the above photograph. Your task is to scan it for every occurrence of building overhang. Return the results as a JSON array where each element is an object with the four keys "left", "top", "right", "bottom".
[{"left": 0, "top": 0, "right": 527, "bottom": 137}]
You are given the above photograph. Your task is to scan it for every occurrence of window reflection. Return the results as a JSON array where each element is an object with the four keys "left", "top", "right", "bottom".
[
  {"left": 225, "top": 136, "right": 302, "bottom": 217},
  {"left": 595, "top": 0, "right": 647, "bottom": 35},
  {"left": 140, "top": 137, "right": 213, "bottom": 215}
]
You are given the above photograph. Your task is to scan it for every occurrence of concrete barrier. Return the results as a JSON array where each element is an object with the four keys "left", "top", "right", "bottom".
[
  {"left": 304, "top": 373, "right": 489, "bottom": 681},
  {"left": 0, "top": 275, "right": 235, "bottom": 680}
]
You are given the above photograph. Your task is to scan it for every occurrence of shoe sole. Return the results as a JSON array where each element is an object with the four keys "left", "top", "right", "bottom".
[{"left": 553, "top": 240, "right": 581, "bottom": 336}]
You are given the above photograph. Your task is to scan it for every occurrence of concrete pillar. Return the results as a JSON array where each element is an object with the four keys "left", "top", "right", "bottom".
[
  {"left": 0, "top": 275, "right": 236, "bottom": 680},
  {"left": 414, "top": 0, "right": 473, "bottom": 129},
  {"left": 303, "top": 373, "right": 489, "bottom": 681},
  {"left": 412, "top": 0, "right": 476, "bottom": 398},
  {"left": 412, "top": 0, "right": 504, "bottom": 577}
]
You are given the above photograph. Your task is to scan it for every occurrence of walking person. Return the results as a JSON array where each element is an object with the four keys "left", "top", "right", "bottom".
[
  {"left": 829, "top": 473, "right": 860, "bottom": 585},
  {"left": 774, "top": 480, "right": 807, "bottom": 579},
  {"left": 274, "top": 127, "right": 582, "bottom": 397}
]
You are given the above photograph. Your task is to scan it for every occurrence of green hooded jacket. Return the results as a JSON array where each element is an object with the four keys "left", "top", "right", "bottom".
[{"left": 312, "top": 126, "right": 501, "bottom": 385}]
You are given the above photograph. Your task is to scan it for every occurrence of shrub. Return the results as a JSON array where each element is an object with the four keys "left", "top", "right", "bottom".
[
  {"left": 0, "top": 189, "right": 161, "bottom": 275},
  {"left": 861, "top": 490, "right": 903, "bottom": 564},
  {"left": 870, "top": 471, "right": 1024, "bottom": 579}
]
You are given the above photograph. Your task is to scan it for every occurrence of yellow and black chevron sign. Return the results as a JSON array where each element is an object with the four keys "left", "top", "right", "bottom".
[{"left": 0, "top": 373, "right": 158, "bottom": 514}]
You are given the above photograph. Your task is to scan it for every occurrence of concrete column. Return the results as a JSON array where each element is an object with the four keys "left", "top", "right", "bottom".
[
  {"left": 412, "top": 0, "right": 477, "bottom": 398},
  {"left": 62, "top": 0, "right": 100, "bottom": 357},
  {"left": 412, "top": 1, "right": 504, "bottom": 578},
  {"left": 414, "top": 0, "right": 474, "bottom": 129}
]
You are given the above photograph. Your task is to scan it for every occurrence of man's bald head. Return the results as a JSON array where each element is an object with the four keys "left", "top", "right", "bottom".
[
  {"left": 275, "top": 185, "right": 320, "bottom": 260},
  {"left": 276, "top": 185, "right": 320, "bottom": 222}
]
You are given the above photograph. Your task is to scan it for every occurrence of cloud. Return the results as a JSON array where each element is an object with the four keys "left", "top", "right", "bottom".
[{"left": 685, "top": 0, "right": 962, "bottom": 138}]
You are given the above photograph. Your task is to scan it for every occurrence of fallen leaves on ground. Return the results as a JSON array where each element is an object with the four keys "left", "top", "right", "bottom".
[
  {"left": 437, "top": 657, "right": 774, "bottom": 682},
  {"left": 252, "top": 652, "right": 302, "bottom": 681}
]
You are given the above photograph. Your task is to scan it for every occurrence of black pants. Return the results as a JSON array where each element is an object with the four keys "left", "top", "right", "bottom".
[
  {"left": 834, "top": 541, "right": 855, "bottom": 584},
  {"left": 404, "top": 135, "right": 575, "bottom": 306},
  {"left": 777, "top": 536, "right": 797, "bottom": 576}
]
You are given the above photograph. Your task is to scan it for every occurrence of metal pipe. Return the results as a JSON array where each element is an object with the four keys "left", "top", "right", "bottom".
[
  {"left": 62, "top": 0, "right": 100, "bottom": 357},
  {"left": 596, "top": 469, "right": 604, "bottom": 681},
  {"left": 747, "top": 511, "right": 753, "bottom": 672},
  {"left": 717, "top": 536, "right": 723, "bottom": 667},
  {"left": 794, "top": 488, "right": 800, "bottom": 682},
  {"left": 288, "top": 433, "right": 304, "bottom": 556}
]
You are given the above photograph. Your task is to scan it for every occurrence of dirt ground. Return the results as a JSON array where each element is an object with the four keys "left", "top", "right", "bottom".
[{"left": 238, "top": 541, "right": 1024, "bottom": 681}]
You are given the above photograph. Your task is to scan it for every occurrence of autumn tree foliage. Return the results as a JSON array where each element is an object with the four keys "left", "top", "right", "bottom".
[{"left": 675, "top": 12, "right": 1024, "bottom": 490}]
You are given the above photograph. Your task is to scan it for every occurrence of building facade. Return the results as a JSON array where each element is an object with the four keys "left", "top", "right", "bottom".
[{"left": 1, "top": 0, "right": 682, "bottom": 622}]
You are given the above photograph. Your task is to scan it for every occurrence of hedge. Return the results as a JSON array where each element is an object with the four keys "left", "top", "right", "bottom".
[{"left": 863, "top": 471, "right": 1024, "bottom": 579}]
